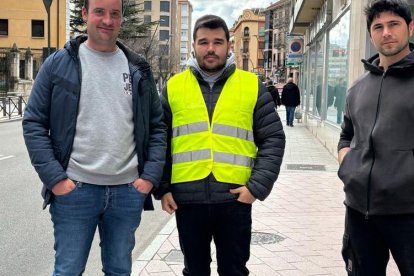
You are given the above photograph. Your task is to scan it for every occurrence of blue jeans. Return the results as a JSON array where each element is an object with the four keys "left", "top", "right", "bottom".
[
  {"left": 286, "top": 106, "right": 296, "bottom": 126},
  {"left": 175, "top": 202, "right": 252, "bottom": 276},
  {"left": 342, "top": 206, "right": 414, "bottom": 275},
  {"left": 49, "top": 181, "right": 147, "bottom": 276}
]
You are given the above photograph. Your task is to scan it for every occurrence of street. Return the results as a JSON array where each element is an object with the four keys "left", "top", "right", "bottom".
[{"left": 0, "top": 120, "right": 171, "bottom": 276}]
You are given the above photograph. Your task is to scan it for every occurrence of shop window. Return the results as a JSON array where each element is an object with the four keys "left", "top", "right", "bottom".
[
  {"left": 326, "top": 10, "right": 350, "bottom": 124},
  {"left": 314, "top": 37, "right": 325, "bottom": 118}
]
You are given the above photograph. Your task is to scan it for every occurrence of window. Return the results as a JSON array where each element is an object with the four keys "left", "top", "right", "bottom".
[
  {"left": 243, "top": 59, "right": 248, "bottom": 71},
  {"left": 181, "top": 4, "right": 188, "bottom": 16},
  {"left": 32, "top": 20, "right": 44, "bottom": 37},
  {"left": 259, "top": 41, "right": 265, "bottom": 50},
  {"left": 144, "top": 15, "right": 151, "bottom": 23},
  {"left": 159, "top": 30, "right": 169, "bottom": 41},
  {"left": 243, "top": 27, "right": 250, "bottom": 37},
  {"left": 0, "top": 19, "right": 8, "bottom": 36},
  {"left": 243, "top": 41, "right": 249, "bottom": 53},
  {"left": 160, "top": 1, "right": 170, "bottom": 12},
  {"left": 159, "top": 44, "right": 169, "bottom": 55},
  {"left": 160, "top": 16, "right": 169, "bottom": 27},
  {"left": 19, "top": 60, "right": 25, "bottom": 79},
  {"left": 144, "top": 1, "right": 151, "bottom": 12}
]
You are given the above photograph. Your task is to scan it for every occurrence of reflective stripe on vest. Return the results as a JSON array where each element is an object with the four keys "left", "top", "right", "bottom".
[
  {"left": 167, "top": 68, "right": 258, "bottom": 185},
  {"left": 173, "top": 121, "right": 209, "bottom": 137}
]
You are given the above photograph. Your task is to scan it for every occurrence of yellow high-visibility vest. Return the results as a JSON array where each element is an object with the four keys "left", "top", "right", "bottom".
[{"left": 167, "top": 68, "right": 258, "bottom": 185}]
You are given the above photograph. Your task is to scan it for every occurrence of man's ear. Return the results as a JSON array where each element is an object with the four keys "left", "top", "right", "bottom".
[
  {"left": 409, "top": 21, "right": 414, "bottom": 37},
  {"left": 82, "top": 6, "right": 88, "bottom": 22}
]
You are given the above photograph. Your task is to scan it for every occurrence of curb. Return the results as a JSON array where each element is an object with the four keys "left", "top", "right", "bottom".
[{"left": 131, "top": 216, "right": 177, "bottom": 275}]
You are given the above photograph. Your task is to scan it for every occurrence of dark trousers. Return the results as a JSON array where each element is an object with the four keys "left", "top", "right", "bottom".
[
  {"left": 342, "top": 206, "right": 414, "bottom": 276},
  {"left": 285, "top": 106, "right": 296, "bottom": 126},
  {"left": 175, "top": 202, "right": 252, "bottom": 276}
]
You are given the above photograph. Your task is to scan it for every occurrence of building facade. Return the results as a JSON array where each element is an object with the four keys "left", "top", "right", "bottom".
[
  {"left": 231, "top": 9, "right": 266, "bottom": 81},
  {"left": 264, "top": 0, "right": 291, "bottom": 84},
  {"left": 175, "top": 0, "right": 193, "bottom": 72},
  {"left": 290, "top": 0, "right": 414, "bottom": 157},
  {"left": 139, "top": 0, "right": 178, "bottom": 89},
  {"left": 0, "top": 0, "right": 68, "bottom": 95}
]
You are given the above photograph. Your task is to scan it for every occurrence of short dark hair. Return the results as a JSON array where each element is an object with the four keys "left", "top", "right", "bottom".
[
  {"left": 365, "top": 0, "right": 412, "bottom": 34},
  {"left": 193, "top": 15, "right": 230, "bottom": 42},
  {"left": 83, "top": 0, "right": 123, "bottom": 12}
]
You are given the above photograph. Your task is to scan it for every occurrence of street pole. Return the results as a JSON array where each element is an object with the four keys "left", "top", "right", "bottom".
[{"left": 42, "top": 0, "right": 53, "bottom": 58}]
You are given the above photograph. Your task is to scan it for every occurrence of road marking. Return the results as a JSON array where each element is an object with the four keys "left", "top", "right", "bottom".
[{"left": 0, "top": 155, "right": 14, "bottom": 161}]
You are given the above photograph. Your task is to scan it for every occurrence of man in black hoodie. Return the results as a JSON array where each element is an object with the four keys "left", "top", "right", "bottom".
[{"left": 338, "top": 0, "right": 414, "bottom": 274}]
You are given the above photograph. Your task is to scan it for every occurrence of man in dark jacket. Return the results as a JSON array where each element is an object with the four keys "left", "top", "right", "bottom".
[
  {"left": 281, "top": 78, "right": 300, "bottom": 126},
  {"left": 338, "top": 0, "right": 414, "bottom": 274},
  {"left": 22, "top": 0, "right": 166, "bottom": 274},
  {"left": 156, "top": 15, "right": 285, "bottom": 276},
  {"left": 266, "top": 80, "right": 281, "bottom": 108}
]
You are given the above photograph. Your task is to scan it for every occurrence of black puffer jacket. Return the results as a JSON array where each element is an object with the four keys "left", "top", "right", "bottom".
[
  {"left": 338, "top": 46, "right": 414, "bottom": 215},
  {"left": 155, "top": 65, "right": 285, "bottom": 204}
]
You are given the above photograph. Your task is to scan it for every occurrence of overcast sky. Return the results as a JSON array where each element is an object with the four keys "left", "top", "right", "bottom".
[{"left": 190, "top": 0, "right": 275, "bottom": 30}]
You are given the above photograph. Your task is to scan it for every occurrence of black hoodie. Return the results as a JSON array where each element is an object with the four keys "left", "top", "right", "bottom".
[{"left": 338, "top": 44, "right": 414, "bottom": 216}]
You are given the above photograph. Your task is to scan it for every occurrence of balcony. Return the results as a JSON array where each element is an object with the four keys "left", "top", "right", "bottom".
[{"left": 290, "top": 0, "right": 325, "bottom": 34}]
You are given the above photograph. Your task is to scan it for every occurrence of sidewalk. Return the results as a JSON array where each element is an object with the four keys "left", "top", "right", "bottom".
[{"left": 132, "top": 109, "right": 399, "bottom": 276}]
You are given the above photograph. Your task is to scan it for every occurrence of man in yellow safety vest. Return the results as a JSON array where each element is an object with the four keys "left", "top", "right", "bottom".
[{"left": 156, "top": 14, "right": 285, "bottom": 275}]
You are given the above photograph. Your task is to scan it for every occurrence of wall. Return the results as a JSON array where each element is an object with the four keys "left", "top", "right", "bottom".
[{"left": 0, "top": 0, "right": 67, "bottom": 50}]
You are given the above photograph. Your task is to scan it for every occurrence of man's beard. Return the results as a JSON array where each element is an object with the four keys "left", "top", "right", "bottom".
[
  {"left": 379, "top": 39, "right": 409, "bottom": 57},
  {"left": 200, "top": 62, "right": 226, "bottom": 73}
]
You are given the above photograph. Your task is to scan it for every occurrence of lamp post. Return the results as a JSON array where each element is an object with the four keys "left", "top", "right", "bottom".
[{"left": 42, "top": 0, "right": 53, "bottom": 59}]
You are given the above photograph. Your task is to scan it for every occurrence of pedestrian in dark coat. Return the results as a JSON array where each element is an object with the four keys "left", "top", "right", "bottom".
[
  {"left": 266, "top": 80, "right": 281, "bottom": 107},
  {"left": 281, "top": 78, "right": 300, "bottom": 126}
]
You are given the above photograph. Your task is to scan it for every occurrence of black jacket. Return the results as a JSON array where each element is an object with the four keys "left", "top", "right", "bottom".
[
  {"left": 281, "top": 82, "right": 300, "bottom": 107},
  {"left": 338, "top": 45, "right": 414, "bottom": 215},
  {"left": 267, "top": 85, "right": 281, "bottom": 107},
  {"left": 23, "top": 36, "right": 167, "bottom": 210},
  {"left": 155, "top": 65, "right": 285, "bottom": 203}
]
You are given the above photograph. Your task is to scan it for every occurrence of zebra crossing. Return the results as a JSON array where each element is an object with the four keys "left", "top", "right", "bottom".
[{"left": 0, "top": 154, "right": 14, "bottom": 161}]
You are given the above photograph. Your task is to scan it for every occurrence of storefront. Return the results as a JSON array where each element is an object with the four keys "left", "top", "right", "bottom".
[{"left": 291, "top": 0, "right": 414, "bottom": 157}]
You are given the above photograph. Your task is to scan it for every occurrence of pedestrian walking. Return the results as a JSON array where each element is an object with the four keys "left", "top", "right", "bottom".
[
  {"left": 22, "top": 0, "right": 166, "bottom": 274},
  {"left": 266, "top": 80, "right": 281, "bottom": 108},
  {"left": 338, "top": 0, "right": 414, "bottom": 275},
  {"left": 155, "top": 14, "right": 285, "bottom": 276},
  {"left": 281, "top": 78, "right": 300, "bottom": 126}
]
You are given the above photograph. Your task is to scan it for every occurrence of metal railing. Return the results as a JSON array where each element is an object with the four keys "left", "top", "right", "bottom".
[{"left": 0, "top": 95, "right": 28, "bottom": 120}]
